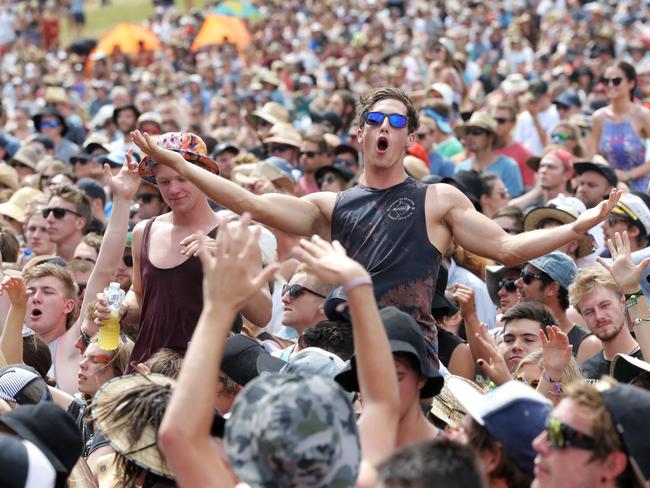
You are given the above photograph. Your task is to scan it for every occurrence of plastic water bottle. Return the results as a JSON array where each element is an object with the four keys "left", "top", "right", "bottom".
[{"left": 98, "top": 282, "right": 125, "bottom": 351}]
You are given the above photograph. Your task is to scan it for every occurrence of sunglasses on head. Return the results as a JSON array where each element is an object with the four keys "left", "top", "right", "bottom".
[
  {"left": 603, "top": 77, "right": 623, "bottom": 86},
  {"left": 521, "top": 270, "right": 547, "bottom": 285},
  {"left": 545, "top": 417, "right": 595, "bottom": 451},
  {"left": 465, "top": 127, "right": 488, "bottom": 136},
  {"left": 271, "top": 143, "right": 294, "bottom": 153},
  {"left": 551, "top": 133, "right": 573, "bottom": 143},
  {"left": 299, "top": 150, "right": 321, "bottom": 158},
  {"left": 281, "top": 283, "right": 327, "bottom": 299},
  {"left": 494, "top": 117, "right": 514, "bottom": 125},
  {"left": 42, "top": 207, "right": 82, "bottom": 220},
  {"left": 137, "top": 192, "right": 158, "bottom": 204},
  {"left": 334, "top": 157, "right": 358, "bottom": 168},
  {"left": 364, "top": 111, "right": 408, "bottom": 129},
  {"left": 123, "top": 255, "right": 133, "bottom": 267},
  {"left": 498, "top": 278, "right": 517, "bottom": 293},
  {"left": 40, "top": 120, "right": 60, "bottom": 129}
]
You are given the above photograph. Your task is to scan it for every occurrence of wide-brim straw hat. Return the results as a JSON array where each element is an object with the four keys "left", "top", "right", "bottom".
[
  {"left": 430, "top": 375, "right": 485, "bottom": 427},
  {"left": 245, "top": 102, "right": 289, "bottom": 128},
  {"left": 93, "top": 373, "right": 176, "bottom": 480},
  {"left": 454, "top": 111, "right": 505, "bottom": 148}
]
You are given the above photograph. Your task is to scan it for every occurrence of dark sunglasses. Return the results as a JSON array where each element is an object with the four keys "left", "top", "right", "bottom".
[
  {"left": 71, "top": 157, "right": 91, "bottom": 165},
  {"left": 521, "top": 270, "right": 547, "bottom": 285},
  {"left": 270, "top": 143, "right": 294, "bottom": 153},
  {"left": 546, "top": 417, "right": 595, "bottom": 451},
  {"left": 364, "top": 111, "right": 408, "bottom": 129},
  {"left": 607, "top": 215, "right": 631, "bottom": 227},
  {"left": 322, "top": 174, "right": 338, "bottom": 185},
  {"left": 123, "top": 255, "right": 133, "bottom": 267},
  {"left": 603, "top": 77, "right": 623, "bottom": 86},
  {"left": 465, "top": 127, "right": 488, "bottom": 136},
  {"left": 498, "top": 278, "right": 517, "bottom": 293},
  {"left": 137, "top": 192, "right": 158, "bottom": 204},
  {"left": 281, "top": 283, "right": 327, "bottom": 299},
  {"left": 40, "top": 120, "right": 60, "bottom": 129},
  {"left": 334, "top": 157, "right": 358, "bottom": 168},
  {"left": 42, "top": 207, "right": 82, "bottom": 220},
  {"left": 299, "top": 150, "right": 321, "bottom": 158},
  {"left": 494, "top": 117, "right": 514, "bottom": 125}
]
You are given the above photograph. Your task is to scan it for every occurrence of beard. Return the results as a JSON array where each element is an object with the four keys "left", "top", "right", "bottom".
[{"left": 593, "top": 321, "right": 623, "bottom": 342}]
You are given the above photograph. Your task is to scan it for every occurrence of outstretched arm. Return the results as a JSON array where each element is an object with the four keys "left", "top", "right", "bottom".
[
  {"left": 131, "top": 130, "right": 333, "bottom": 237},
  {"left": 0, "top": 277, "right": 29, "bottom": 365},
  {"left": 443, "top": 185, "right": 620, "bottom": 265},
  {"left": 159, "top": 214, "right": 278, "bottom": 487}
]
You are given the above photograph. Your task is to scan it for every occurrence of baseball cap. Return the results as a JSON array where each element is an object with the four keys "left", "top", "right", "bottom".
[
  {"left": 220, "top": 334, "right": 268, "bottom": 386},
  {"left": 526, "top": 148, "right": 575, "bottom": 172},
  {"left": 573, "top": 161, "right": 618, "bottom": 187},
  {"left": 97, "top": 151, "right": 127, "bottom": 168},
  {"left": 600, "top": 383, "right": 650, "bottom": 482},
  {"left": 441, "top": 170, "right": 488, "bottom": 211},
  {"left": 529, "top": 250, "right": 577, "bottom": 290},
  {"left": 335, "top": 307, "right": 443, "bottom": 398},
  {"left": 77, "top": 178, "right": 107, "bottom": 206},
  {"left": 428, "top": 83, "right": 454, "bottom": 107},
  {"left": 449, "top": 379, "right": 552, "bottom": 474},
  {"left": 0, "top": 364, "right": 52, "bottom": 405},
  {"left": 0, "top": 434, "right": 56, "bottom": 488},
  {"left": 256, "top": 347, "right": 347, "bottom": 379},
  {"left": 553, "top": 90, "right": 581, "bottom": 109},
  {"left": 611, "top": 193, "right": 650, "bottom": 235}
]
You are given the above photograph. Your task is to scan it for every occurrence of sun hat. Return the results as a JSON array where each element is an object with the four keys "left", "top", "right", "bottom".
[
  {"left": 10, "top": 146, "right": 41, "bottom": 170},
  {"left": 225, "top": 373, "right": 360, "bottom": 488},
  {"left": 0, "top": 402, "right": 83, "bottom": 476},
  {"left": 449, "top": 379, "right": 551, "bottom": 474},
  {"left": 0, "top": 434, "right": 57, "bottom": 488},
  {"left": 93, "top": 373, "right": 175, "bottom": 480},
  {"left": 528, "top": 250, "right": 577, "bottom": 290},
  {"left": 335, "top": 307, "right": 444, "bottom": 398},
  {"left": 246, "top": 102, "right": 289, "bottom": 128},
  {"left": 138, "top": 132, "right": 220, "bottom": 186},
  {"left": 501, "top": 73, "right": 529, "bottom": 95},
  {"left": 454, "top": 111, "right": 505, "bottom": 148},
  {"left": 430, "top": 375, "right": 485, "bottom": 427},
  {"left": 0, "top": 163, "right": 19, "bottom": 190},
  {"left": 523, "top": 195, "right": 593, "bottom": 257},
  {"left": 256, "top": 347, "right": 347, "bottom": 380},
  {"left": 314, "top": 163, "right": 355, "bottom": 189},
  {"left": 82, "top": 133, "right": 111, "bottom": 154},
  {"left": 485, "top": 264, "right": 524, "bottom": 306},
  {"left": 263, "top": 124, "right": 302, "bottom": 148},
  {"left": 0, "top": 187, "right": 43, "bottom": 223},
  {"left": 32, "top": 107, "right": 68, "bottom": 136},
  {"left": 136, "top": 111, "right": 163, "bottom": 131}
]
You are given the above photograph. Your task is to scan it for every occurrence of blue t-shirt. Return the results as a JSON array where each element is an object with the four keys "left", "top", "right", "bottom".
[
  {"left": 456, "top": 154, "right": 524, "bottom": 197},
  {"left": 429, "top": 150, "right": 456, "bottom": 178}
]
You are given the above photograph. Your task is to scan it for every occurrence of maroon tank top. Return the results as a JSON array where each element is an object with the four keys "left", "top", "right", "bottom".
[{"left": 125, "top": 217, "right": 217, "bottom": 372}]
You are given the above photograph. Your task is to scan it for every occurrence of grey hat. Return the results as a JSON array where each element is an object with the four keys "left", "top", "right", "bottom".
[
  {"left": 256, "top": 347, "right": 347, "bottom": 380},
  {"left": 529, "top": 251, "right": 577, "bottom": 290},
  {"left": 225, "top": 373, "right": 360, "bottom": 488}
]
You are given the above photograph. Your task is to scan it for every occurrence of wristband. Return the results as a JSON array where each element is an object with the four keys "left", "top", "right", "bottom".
[
  {"left": 625, "top": 292, "right": 643, "bottom": 310},
  {"left": 633, "top": 317, "right": 650, "bottom": 327},
  {"left": 342, "top": 276, "right": 373, "bottom": 294},
  {"left": 543, "top": 372, "right": 563, "bottom": 396},
  {"left": 624, "top": 290, "right": 644, "bottom": 300}
]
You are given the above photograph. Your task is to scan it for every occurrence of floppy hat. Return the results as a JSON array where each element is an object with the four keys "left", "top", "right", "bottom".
[
  {"left": 32, "top": 107, "right": 68, "bottom": 136},
  {"left": 335, "top": 307, "right": 444, "bottom": 398},
  {"left": 314, "top": 163, "right": 355, "bottom": 189},
  {"left": 138, "top": 132, "right": 220, "bottom": 185},
  {"left": 449, "top": 379, "right": 551, "bottom": 474},
  {"left": 246, "top": 102, "right": 289, "bottom": 128},
  {"left": 0, "top": 163, "right": 19, "bottom": 190},
  {"left": 10, "top": 146, "right": 41, "bottom": 170},
  {"left": 430, "top": 375, "right": 485, "bottom": 427},
  {"left": 263, "top": 125, "right": 302, "bottom": 148},
  {"left": 454, "top": 111, "right": 504, "bottom": 148},
  {"left": 573, "top": 160, "right": 618, "bottom": 187},
  {"left": 0, "top": 434, "right": 57, "bottom": 488},
  {"left": 93, "top": 373, "right": 175, "bottom": 479},
  {"left": 611, "top": 354, "right": 650, "bottom": 384},
  {"left": 523, "top": 195, "right": 593, "bottom": 257},
  {"left": 112, "top": 104, "right": 141, "bottom": 125},
  {"left": 0, "top": 187, "right": 43, "bottom": 223},
  {"left": 485, "top": 264, "right": 523, "bottom": 306},
  {"left": 256, "top": 347, "right": 347, "bottom": 380},
  {"left": 528, "top": 250, "right": 577, "bottom": 290},
  {"left": 225, "top": 373, "right": 360, "bottom": 488},
  {"left": 611, "top": 193, "right": 650, "bottom": 235},
  {"left": 0, "top": 402, "right": 83, "bottom": 476}
]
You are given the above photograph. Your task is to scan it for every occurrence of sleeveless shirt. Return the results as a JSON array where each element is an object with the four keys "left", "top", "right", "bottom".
[
  {"left": 567, "top": 325, "right": 591, "bottom": 358},
  {"left": 126, "top": 217, "right": 218, "bottom": 372},
  {"left": 331, "top": 177, "right": 442, "bottom": 356}
]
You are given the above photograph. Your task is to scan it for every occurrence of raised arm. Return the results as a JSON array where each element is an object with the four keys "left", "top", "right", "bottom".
[
  {"left": 442, "top": 184, "right": 620, "bottom": 266},
  {"left": 294, "top": 236, "right": 400, "bottom": 486},
  {"left": 0, "top": 276, "right": 29, "bottom": 365},
  {"left": 159, "top": 214, "right": 278, "bottom": 487},
  {"left": 131, "top": 130, "right": 333, "bottom": 237}
]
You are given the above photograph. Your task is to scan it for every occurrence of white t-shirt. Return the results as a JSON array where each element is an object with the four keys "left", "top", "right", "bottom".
[{"left": 513, "top": 105, "right": 560, "bottom": 156}]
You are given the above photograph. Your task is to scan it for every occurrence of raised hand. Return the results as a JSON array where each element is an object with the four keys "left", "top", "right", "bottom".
[
  {"left": 198, "top": 212, "right": 278, "bottom": 312},
  {"left": 293, "top": 235, "right": 368, "bottom": 286},
  {"left": 452, "top": 284, "right": 477, "bottom": 320},
  {"left": 181, "top": 234, "right": 217, "bottom": 256},
  {"left": 130, "top": 130, "right": 186, "bottom": 172},
  {"left": 105, "top": 150, "right": 141, "bottom": 201},
  {"left": 539, "top": 325, "right": 572, "bottom": 379},
  {"left": 573, "top": 188, "right": 621, "bottom": 234},
  {"left": 0, "top": 276, "right": 29, "bottom": 308},
  {"left": 597, "top": 231, "right": 650, "bottom": 294},
  {"left": 474, "top": 324, "right": 511, "bottom": 386}
]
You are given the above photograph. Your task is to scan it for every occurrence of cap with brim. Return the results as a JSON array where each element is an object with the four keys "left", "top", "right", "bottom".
[
  {"left": 97, "top": 152, "right": 127, "bottom": 168},
  {"left": 335, "top": 307, "right": 443, "bottom": 398},
  {"left": 428, "top": 83, "right": 454, "bottom": 107},
  {"left": 449, "top": 379, "right": 551, "bottom": 474},
  {"left": 245, "top": 102, "right": 289, "bottom": 128},
  {"left": 221, "top": 334, "right": 268, "bottom": 386},
  {"left": 600, "top": 383, "right": 650, "bottom": 483},
  {"left": 309, "top": 110, "right": 343, "bottom": 132},
  {"left": 0, "top": 163, "right": 19, "bottom": 190},
  {"left": 485, "top": 264, "right": 523, "bottom": 306},
  {"left": 136, "top": 111, "right": 163, "bottom": 130},
  {"left": 529, "top": 250, "right": 577, "bottom": 290},
  {"left": 315, "top": 164, "right": 355, "bottom": 189},
  {"left": 441, "top": 170, "right": 488, "bottom": 204},
  {"left": 611, "top": 193, "right": 650, "bottom": 235},
  {"left": 0, "top": 187, "right": 43, "bottom": 223},
  {"left": 231, "top": 159, "right": 295, "bottom": 193},
  {"left": 112, "top": 104, "right": 141, "bottom": 125},
  {"left": 526, "top": 147, "right": 575, "bottom": 172},
  {"left": 82, "top": 133, "right": 111, "bottom": 154},
  {"left": 10, "top": 147, "right": 41, "bottom": 170},
  {"left": 256, "top": 347, "right": 347, "bottom": 380},
  {"left": 573, "top": 161, "right": 618, "bottom": 187},
  {"left": 138, "top": 132, "right": 219, "bottom": 186},
  {"left": 213, "top": 142, "right": 240, "bottom": 157},
  {"left": 93, "top": 374, "right": 175, "bottom": 480},
  {"left": 454, "top": 111, "right": 504, "bottom": 148},
  {"left": 324, "top": 286, "right": 351, "bottom": 322},
  {"left": 422, "top": 108, "right": 452, "bottom": 134},
  {"left": 611, "top": 354, "right": 650, "bottom": 384},
  {"left": 553, "top": 90, "right": 581, "bottom": 108},
  {"left": 0, "top": 364, "right": 51, "bottom": 405},
  {"left": 430, "top": 375, "right": 485, "bottom": 427}
]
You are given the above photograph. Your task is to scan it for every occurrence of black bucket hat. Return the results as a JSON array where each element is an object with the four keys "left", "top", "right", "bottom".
[
  {"left": 335, "top": 307, "right": 443, "bottom": 398},
  {"left": 32, "top": 107, "right": 68, "bottom": 137}
]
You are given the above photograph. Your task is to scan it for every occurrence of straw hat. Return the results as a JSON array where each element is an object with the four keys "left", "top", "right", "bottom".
[
  {"left": 0, "top": 187, "right": 42, "bottom": 223},
  {"left": 246, "top": 102, "right": 289, "bottom": 128},
  {"left": 454, "top": 111, "right": 505, "bottom": 148},
  {"left": 263, "top": 124, "right": 302, "bottom": 148},
  {"left": 0, "top": 163, "right": 19, "bottom": 190},
  {"left": 430, "top": 375, "right": 485, "bottom": 427},
  {"left": 93, "top": 373, "right": 175, "bottom": 480}
]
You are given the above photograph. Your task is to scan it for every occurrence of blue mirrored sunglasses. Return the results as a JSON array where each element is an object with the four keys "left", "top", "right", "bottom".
[{"left": 364, "top": 111, "right": 408, "bottom": 129}]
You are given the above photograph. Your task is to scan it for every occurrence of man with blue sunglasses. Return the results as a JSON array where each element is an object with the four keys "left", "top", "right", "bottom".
[{"left": 132, "top": 87, "right": 620, "bottom": 362}]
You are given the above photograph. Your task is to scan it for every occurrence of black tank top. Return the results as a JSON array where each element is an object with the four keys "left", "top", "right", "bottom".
[
  {"left": 126, "top": 217, "right": 218, "bottom": 372},
  {"left": 567, "top": 325, "right": 591, "bottom": 357},
  {"left": 331, "top": 177, "right": 442, "bottom": 356}
]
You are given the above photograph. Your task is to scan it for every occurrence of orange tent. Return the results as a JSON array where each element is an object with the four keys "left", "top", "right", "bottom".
[
  {"left": 191, "top": 15, "right": 251, "bottom": 52},
  {"left": 93, "top": 23, "right": 160, "bottom": 56}
]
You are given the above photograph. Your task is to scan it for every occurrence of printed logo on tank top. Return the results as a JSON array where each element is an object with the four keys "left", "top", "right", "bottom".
[{"left": 386, "top": 197, "right": 415, "bottom": 221}]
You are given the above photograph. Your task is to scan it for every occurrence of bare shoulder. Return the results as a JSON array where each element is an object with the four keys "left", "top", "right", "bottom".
[
  {"left": 426, "top": 183, "right": 470, "bottom": 217},
  {"left": 303, "top": 191, "right": 337, "bottom": 221}
]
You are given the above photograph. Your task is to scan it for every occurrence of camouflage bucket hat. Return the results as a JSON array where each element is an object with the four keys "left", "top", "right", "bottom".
[
  {"left": 138, "top": 132, "right": 220, "bottom": 185},
  {"left": 224, "top": 373, "right": 360, "bottom": 488}
]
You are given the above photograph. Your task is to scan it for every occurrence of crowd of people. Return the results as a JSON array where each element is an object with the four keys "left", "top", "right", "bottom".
[{"left": 0, "top": 0, "right": 650, "bottom": 487}]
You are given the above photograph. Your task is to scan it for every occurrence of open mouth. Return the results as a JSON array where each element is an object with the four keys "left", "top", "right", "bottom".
[
  {"left": 376, "top": 136, "right": 389, "bottom": 152},
  {"left": 30, "top": 308, "right": 43, "bottom": 320}
]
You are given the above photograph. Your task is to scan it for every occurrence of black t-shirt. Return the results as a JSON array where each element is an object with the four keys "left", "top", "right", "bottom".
[
  {"left": 580, "top": 348, "right": 644, "bottom": 381},
  {"left": 567, "top": 325, "right": 591, "bottom": 358},
  {"left": 437, "top": 326, "right": 465, "bottom": 369}
]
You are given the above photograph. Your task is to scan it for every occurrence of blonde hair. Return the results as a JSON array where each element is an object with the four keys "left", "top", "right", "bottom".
[
  {"left": 23, "top": 263, "right": 78, "bottom": 328},
  {"left": 516, "top": 349, "right": 583, "bottom": 388},
  {"left": 569, "top": 267, "right": 621, "bottom": 312},
  {"left": 293, "top": 263, "right": 334, "bottom": 298}
]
